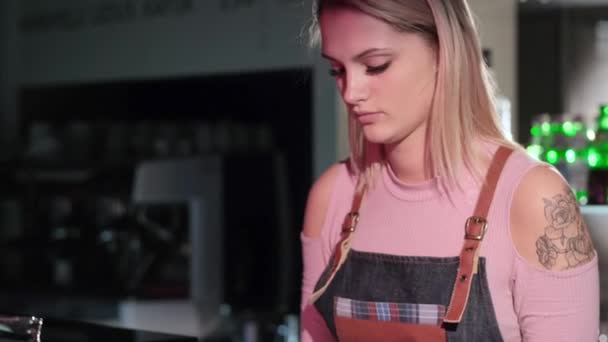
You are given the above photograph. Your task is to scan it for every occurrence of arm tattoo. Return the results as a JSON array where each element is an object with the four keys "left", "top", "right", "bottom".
[{"left": 535, "top": 186, "right": 595, "bottom": 270}]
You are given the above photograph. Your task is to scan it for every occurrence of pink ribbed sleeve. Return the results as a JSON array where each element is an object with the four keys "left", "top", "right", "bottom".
[
  {"left": 300, "top": 164, "right": 353, "bottom": 341},
  {"left": 513, "top": 254, "right": 600, "bottom": 341},
  {"left": 300, "top": 235, "right": 335, "bottom": 342}
]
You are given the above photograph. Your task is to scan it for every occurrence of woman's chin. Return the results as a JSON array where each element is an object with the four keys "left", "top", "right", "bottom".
[{"left": 362, "top": 126, "right": 391, "bottom": 144}]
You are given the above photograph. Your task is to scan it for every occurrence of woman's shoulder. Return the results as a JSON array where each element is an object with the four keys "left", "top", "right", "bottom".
[
  {"left": 475, "top": 140, "right": 542, "bottom": 181},
  {"left": 302, "top": 160, "right": 356, "bottom": 238},
  {"left": 472, "top": 142, "right": 542, "bottom": 191},
  {"left": 486, "top": 141, "right": 542, "bottom": 171}
]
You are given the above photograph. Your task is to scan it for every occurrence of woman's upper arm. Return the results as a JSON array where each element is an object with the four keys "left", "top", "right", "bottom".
[
  {"left": 302, "top": 163, "right": 344, "bottom": 238},
  {"left": 509, "top": 165, "right": 600, "bottom": 341},
  {"left": 510, "top": 164, "right": 596, "bottom": 270},
  {"left": 300, "top": 163, "right": 343, "bottom": 342}
]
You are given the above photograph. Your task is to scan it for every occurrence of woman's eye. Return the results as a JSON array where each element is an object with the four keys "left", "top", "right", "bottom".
[
  {"left": 328, "top": 68, "right": 344, "bottom": 77},
  {"left": 366, "top": 62, "right": 390, "bottom": 74},
  {"left": 328, "top": 62, "right": 390, "bottom": 77}
]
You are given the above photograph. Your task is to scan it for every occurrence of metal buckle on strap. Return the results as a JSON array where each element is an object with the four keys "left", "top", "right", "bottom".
[
  {"left": 342, "top": 212, "right": 359, "bottom": 233},
  {"left": 464, "top": 216, "right": 488, "bottom": 241}
]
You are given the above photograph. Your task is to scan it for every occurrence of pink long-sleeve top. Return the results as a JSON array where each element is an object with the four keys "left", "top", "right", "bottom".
[{"left": 300, "top": 149, "right": 600, "bottom": 341}]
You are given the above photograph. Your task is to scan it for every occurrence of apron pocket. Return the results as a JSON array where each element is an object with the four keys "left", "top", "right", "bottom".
[{"left": 334, "top": 297, "right": 446, "bottom": 342}]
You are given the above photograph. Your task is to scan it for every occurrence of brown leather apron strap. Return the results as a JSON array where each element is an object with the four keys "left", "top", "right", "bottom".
[
  {"left": 443, "top": 146, "right": 514, "bottom": 323},
  {"left": 309, "top": 181, "right": 366, "bottom": 303}
]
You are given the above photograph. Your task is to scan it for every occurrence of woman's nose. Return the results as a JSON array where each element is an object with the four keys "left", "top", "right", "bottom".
[{"left": 341, "top": 73, "right": 369, "bottom": 105}]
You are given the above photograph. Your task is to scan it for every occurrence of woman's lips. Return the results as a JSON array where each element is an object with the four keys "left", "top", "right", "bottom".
[{"left": 354, "top": 112, "right": 383, "bottom": 124}]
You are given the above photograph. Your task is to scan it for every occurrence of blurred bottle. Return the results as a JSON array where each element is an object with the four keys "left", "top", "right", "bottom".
[
  {"left": 24, "top": 121, "right": 60, "bottom": 161},
  {"left": 561, "top": 114, "right": 589, "bottom": 204},
  {"left": 275, "top": 314, "right": 298, "bottom": 342},
  {"left": 194, "top": 122, "right": 212, "bottom": 154},
  {"left": 0, "top": 315, "right": 43, "bottom": 342},
  {"left": 527, "top": 113, "right": 552, "bottom": 161},
  {"left": 544, "top": 114, "right": 572, "bottom": 186},
  {"left": 587, "top": 104, "right": 608, "bottom": 204}
]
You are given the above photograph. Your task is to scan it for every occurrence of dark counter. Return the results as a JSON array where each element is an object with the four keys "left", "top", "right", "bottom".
[{"left": 37, "top": 318, "right": 213, "bottom": 342}]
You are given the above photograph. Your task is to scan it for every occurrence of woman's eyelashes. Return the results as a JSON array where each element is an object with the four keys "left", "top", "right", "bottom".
[
  {"left": 366, "top": 62, "right": 391, "bottom": 74},
  {"left": 328, "top": 67, "right": 344, "bottom": 77},
  {"left": 328, "top": 62, "right": 391, "bottom": 77}
]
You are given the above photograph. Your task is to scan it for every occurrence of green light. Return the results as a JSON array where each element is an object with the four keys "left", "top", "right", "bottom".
[
  {"left": 588, "top": 150, "right": 600, "bottom": 167},
  {"left": 579, "top": 195, "right": 588, "bottom": 205},
  {"left": 530, "top": 125, "right": 540, "bottom": 137},
  {"left": 562, "top": 121, "right": 576, "bottom": 136},
  {"left": 575, "top": 190, "right": 588, "bottom": 199},
  {"left": 602, "top": 105, "right": 608, "bottom": 116},
  {"left": 565, "top": 149, "right": 576, "bottom": 163},
  {"left": 601, "top": 116, "right": 608, "bottom": 130},
  {"left": 541, "top": 122, "right": 551, "bottom": 135},
  {"left": 546, "top": 150, "right": 559, "bottom": 164},
  {"left": 526, "top": 145, "right": 543, "bottom": 160}
]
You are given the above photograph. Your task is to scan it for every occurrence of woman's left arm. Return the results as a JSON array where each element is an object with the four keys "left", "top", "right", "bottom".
[{"left": 510, "top": 165, "right": 600, "bottom": 342}]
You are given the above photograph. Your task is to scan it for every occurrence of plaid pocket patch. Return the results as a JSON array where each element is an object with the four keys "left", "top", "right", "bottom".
[{"left": 334, "top": 297, "right": 445, "bottom": 326}]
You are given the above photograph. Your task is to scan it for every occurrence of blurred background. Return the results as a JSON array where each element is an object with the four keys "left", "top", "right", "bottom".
[{"left": 0, "top": 0, "right": 606, "bottom": 340}]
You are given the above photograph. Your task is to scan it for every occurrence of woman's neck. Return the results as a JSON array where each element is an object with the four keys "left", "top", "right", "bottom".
[{"left": 384, "top": 125, "right": 433, "bottom": 184}]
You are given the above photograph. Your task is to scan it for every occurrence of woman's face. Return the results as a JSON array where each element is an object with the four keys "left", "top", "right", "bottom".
[{"left": 319, "top": 7, "right": 437, "bottom": 147}]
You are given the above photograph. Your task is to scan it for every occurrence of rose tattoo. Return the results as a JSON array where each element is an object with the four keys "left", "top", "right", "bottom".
[{"left": 535, "top": 186, "right": 595, "bottom": 270}]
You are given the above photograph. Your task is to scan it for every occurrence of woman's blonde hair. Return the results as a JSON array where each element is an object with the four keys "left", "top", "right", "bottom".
[{"left": 310, "top": 0, "right": 520, "bottom": 191}]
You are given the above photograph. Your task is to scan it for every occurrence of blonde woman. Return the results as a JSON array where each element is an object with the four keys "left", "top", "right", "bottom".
[{"left": 300, "top": 0, "right": 599, "bottom": 341}]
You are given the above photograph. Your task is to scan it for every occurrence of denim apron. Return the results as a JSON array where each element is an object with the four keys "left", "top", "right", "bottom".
[{"left": 309, "top": 147, "right": 513, "bottom": 341}]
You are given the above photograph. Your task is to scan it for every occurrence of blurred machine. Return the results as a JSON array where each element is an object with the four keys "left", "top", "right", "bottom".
[
  {"left": 126, "top": 156, "right": 223, "bottom": 337},
  {"left": 115, "top": 152, "right": 296, "bottom": 339}
]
